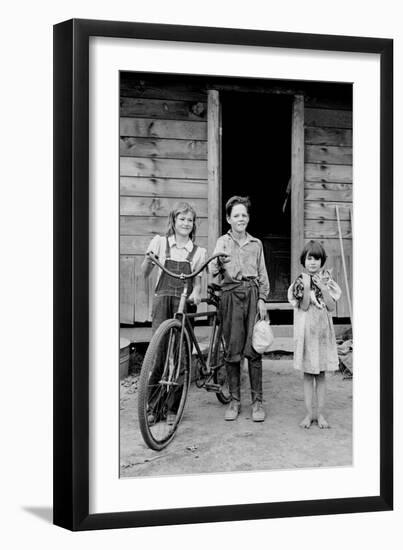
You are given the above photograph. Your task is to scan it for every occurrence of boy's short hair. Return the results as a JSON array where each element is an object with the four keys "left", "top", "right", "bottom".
[
  {"left": 300, "top": 240, "right": 327, "bottom": 267},
  {"left": 225, "top": 195, "right": 251, "bottom": 217},
  {"left": 166, "top": 202, "right": 197, "bottom": 242}
]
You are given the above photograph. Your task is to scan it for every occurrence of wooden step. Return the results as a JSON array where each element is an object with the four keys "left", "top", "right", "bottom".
[
  {"left": 121, "top": 324, "right": 296, "bottom": 344},
  {"left": 120, "top": 326, "right": 295, "bottom": 355},
  {"left": 121, "top": 323, "right": 350, "bottom": 346}
]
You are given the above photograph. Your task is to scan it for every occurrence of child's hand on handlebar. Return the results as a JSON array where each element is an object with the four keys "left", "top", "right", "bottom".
[
  {"left": 188, "top": 289, "right": 201, "bottom": 306},
  {"left": 218, "top": 253, "right": 231, "bottom": 264}
]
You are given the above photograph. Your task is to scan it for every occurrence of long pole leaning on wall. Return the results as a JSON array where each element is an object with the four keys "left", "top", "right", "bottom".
[{"left": 336, "top": 204, "right": 353, "bottom": 332}]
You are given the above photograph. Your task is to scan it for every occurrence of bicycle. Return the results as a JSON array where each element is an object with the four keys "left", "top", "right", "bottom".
[{"left": 137, "top": 252, "right": 230, "bottom": 450}]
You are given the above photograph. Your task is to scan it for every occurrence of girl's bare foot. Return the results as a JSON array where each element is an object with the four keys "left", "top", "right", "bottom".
[
  {"left": 317, "top": 414, "right": 330, "bottom": 429},
  {"left": 299, "top": 414, "right": 312, "bottom": 429}
]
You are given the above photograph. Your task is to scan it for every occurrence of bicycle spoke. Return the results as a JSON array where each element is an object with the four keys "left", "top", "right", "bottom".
[{"left": 138, "top": 319, "right": 191, "bottom": 450}]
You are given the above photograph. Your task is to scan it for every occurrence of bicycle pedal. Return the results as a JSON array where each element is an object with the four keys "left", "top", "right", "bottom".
[{"left": 204, "top": 383, "right": 221, "bottom": 392}]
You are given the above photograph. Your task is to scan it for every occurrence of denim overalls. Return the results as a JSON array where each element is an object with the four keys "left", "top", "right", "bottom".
[
  {"left": 149, "top": 237, "right": 199, "bottom": 418},
  {"left": 151, "top": 237, "right": 198, "bottom": 332}
]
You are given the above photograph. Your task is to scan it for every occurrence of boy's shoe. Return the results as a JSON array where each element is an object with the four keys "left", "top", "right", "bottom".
[
  {"left": 224, "top": 400, "right": 241, "bottom": 421},
  {"left": 251, "top": 401, "right": 265, "bottom": 422}
]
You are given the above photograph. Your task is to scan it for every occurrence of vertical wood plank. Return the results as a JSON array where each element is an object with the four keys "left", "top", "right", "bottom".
[
  {"left": 134, "top": 256, "right": 149, "bottom": 323},
  {"left": 148, "top": 269, "right": 158, "bottom": 322},
  {"left": 291, "top": 95, "right": 305, "bottom": 279},
  {"left": 207, "top": 90, "right": 221, "bottom": 256},
  {"left": 120, "top": 256, "right": 135, "bottom": 324}
]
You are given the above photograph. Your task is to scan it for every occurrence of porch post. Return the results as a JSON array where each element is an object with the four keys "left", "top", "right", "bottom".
[
  {"left": 207, "top": 89, "right": 221, "bottom": 255},
  {"left": 291, "top": 94, "right": 305, "bottom": 279}
]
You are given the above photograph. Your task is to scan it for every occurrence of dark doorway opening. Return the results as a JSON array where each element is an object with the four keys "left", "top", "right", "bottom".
[{"left": 221, "top": 92, "right": 293, "bottom": 302}]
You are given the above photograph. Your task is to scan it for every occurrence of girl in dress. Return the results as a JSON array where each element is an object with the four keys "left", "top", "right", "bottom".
[{"left": 288, "top": 240, "right": 342, "bottom": 429}]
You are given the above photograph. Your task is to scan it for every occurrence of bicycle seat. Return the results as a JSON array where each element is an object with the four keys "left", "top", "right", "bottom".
[{"left": 208, "top": 283, "right": 222, "bottom": 293}]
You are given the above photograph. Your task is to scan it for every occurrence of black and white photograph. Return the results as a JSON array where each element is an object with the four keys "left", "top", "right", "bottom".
[
  {"left": 50, "top": 14, "right": 393, "bottom": 532},
  {"left": 118, "top": 71, "right": 354, "bottom": 477}
]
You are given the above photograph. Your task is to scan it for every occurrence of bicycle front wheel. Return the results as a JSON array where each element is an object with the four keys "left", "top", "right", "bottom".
[{"left": 137, "top": 319, "right": 192, "bottom": 451}]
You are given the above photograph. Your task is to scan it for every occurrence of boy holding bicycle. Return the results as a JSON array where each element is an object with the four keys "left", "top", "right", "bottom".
[{"left": 210, "top": 196, "right": 270, "bottom": 422}]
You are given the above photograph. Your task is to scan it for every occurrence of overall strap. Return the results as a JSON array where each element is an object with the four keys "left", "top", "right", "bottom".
[
  {"left": 186, "top": 243, "right": 198, "bottom": 263},
  {"left": 165, "top": 237, "right": 171, "bottom": 260}
]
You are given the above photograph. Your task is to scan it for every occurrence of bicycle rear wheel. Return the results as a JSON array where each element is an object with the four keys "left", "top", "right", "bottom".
[
  {"left": 138, "top": 319, "right": 191, "bottom": 450},
  {"left": 213, "top": 334, "right": 231, "bottom": 405}
]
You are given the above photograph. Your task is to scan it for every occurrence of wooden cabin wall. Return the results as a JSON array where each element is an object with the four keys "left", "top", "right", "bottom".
[
  {"left": 304, "top": 100, "right": 353, "bottom": 318},
  {"left": 120, "top": 77, "right": 208, "bottom": 324},
  {"left": 119, "top": 75, "right": 353, "bottom": 324}
]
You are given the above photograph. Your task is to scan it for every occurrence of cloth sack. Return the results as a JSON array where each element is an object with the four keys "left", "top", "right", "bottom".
[
  {"left": 252, "top": 316, "right": 274, "bottom": 354},
  {"left": 337, "top": 338, "right": 353, "bottom": 374}
]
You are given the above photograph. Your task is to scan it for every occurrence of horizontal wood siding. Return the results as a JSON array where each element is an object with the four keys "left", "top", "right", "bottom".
[
  {"left": 304, "top": 183, "right": 352, "bottom": 202},
  {"left": 304, "top": 104, "right": 353, "bottom": 319},
  {"left": 305, "top": 127, "right": 352, "bottom": 146},
  {"left": 304, "top": 108, "right": 352, "bottom": 129},
  {"left": 120, "top": 256, "right": 135, "bottom": 323},
  {"left": 305, "top": 220, "right": 352, "bottom": 239},
  {"left": 120, "top": 137, "right": 207, "bottom": 160},
  {"left": 305, "top": 202, "right": 352, "bottom": 221},
  {"left": 120, "top": 77, "right": 208, "bottom": 324},
  {"left": 120, "top": 157, "right": 207, "bottom": 179},
  {"left": 120, "top": 197, "right": 208, "bottom": 217},
  {"left": 119, "top": 78, "right": 206, "bottom": 101},
  {"left": 120, "top": 97, "right": 207, "bottom": 121},
  {"left": 120, "top": 216, "right": 209, "bottom": 237},
  {"left": 120, "top": 177, "right": 207, "bottom": 198},
  {"left": 305, "top": 145, "right": 352, "bottom": 165},
  {"left": 304, "top": 163, "right": 352, "bottom": 183},
  {"left": 120, "top": 117, "right": 207, "bottom": 140}
]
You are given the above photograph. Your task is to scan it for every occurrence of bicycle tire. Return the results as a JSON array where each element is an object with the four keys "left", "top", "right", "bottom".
[
  {"left": 213, "top": 335, "right": 231, "bottom": 405},
  {"left": 137, "top": 319, "right": 191, "bottom": 451}
]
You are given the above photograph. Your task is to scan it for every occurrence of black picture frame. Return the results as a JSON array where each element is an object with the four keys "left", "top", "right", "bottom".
[{"left": 53, "top": 18, "right": 393, "bottom": 531}]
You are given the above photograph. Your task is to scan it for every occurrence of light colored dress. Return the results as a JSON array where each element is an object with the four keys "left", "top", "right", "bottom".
[{"left": 287, "top": 272, "right": 342, "bottom": 374}]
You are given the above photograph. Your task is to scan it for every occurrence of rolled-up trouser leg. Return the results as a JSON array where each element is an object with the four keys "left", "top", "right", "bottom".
[
  {"left": 226, "top": 361, "right": 241, "bottom": 401},
  {"left": 248, "top": 357, "right": 263, "bottom": 403}
]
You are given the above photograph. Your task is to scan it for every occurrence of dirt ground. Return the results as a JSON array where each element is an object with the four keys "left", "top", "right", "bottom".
[{"left": 120, "top": 358, "right": 352, "bottom": 478}]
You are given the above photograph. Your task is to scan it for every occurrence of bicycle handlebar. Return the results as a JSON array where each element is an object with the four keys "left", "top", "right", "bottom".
[{"left": 146, "top": 251, "right": 229, "bottom": 280}]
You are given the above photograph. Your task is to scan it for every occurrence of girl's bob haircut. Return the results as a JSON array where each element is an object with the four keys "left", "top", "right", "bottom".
[
  {"left": 166, "top": 202, "right": 197, "bottom": 242},
  {"left": 300, "top": 240, "right": 328, "bottom": 267},
  {"left": 225, "top": 195, "right": 251, "bottom": 217}
]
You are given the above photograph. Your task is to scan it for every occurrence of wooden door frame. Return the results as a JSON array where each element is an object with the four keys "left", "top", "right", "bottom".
[
  {"left": 207, "top": 89, "right": 305, "bottom": 290},
  {"left": 207, "top": 89, "right": 221, "bottom": 255},
  {"left": 290, "top": 94, "right": 305, "bottom": 280}
]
